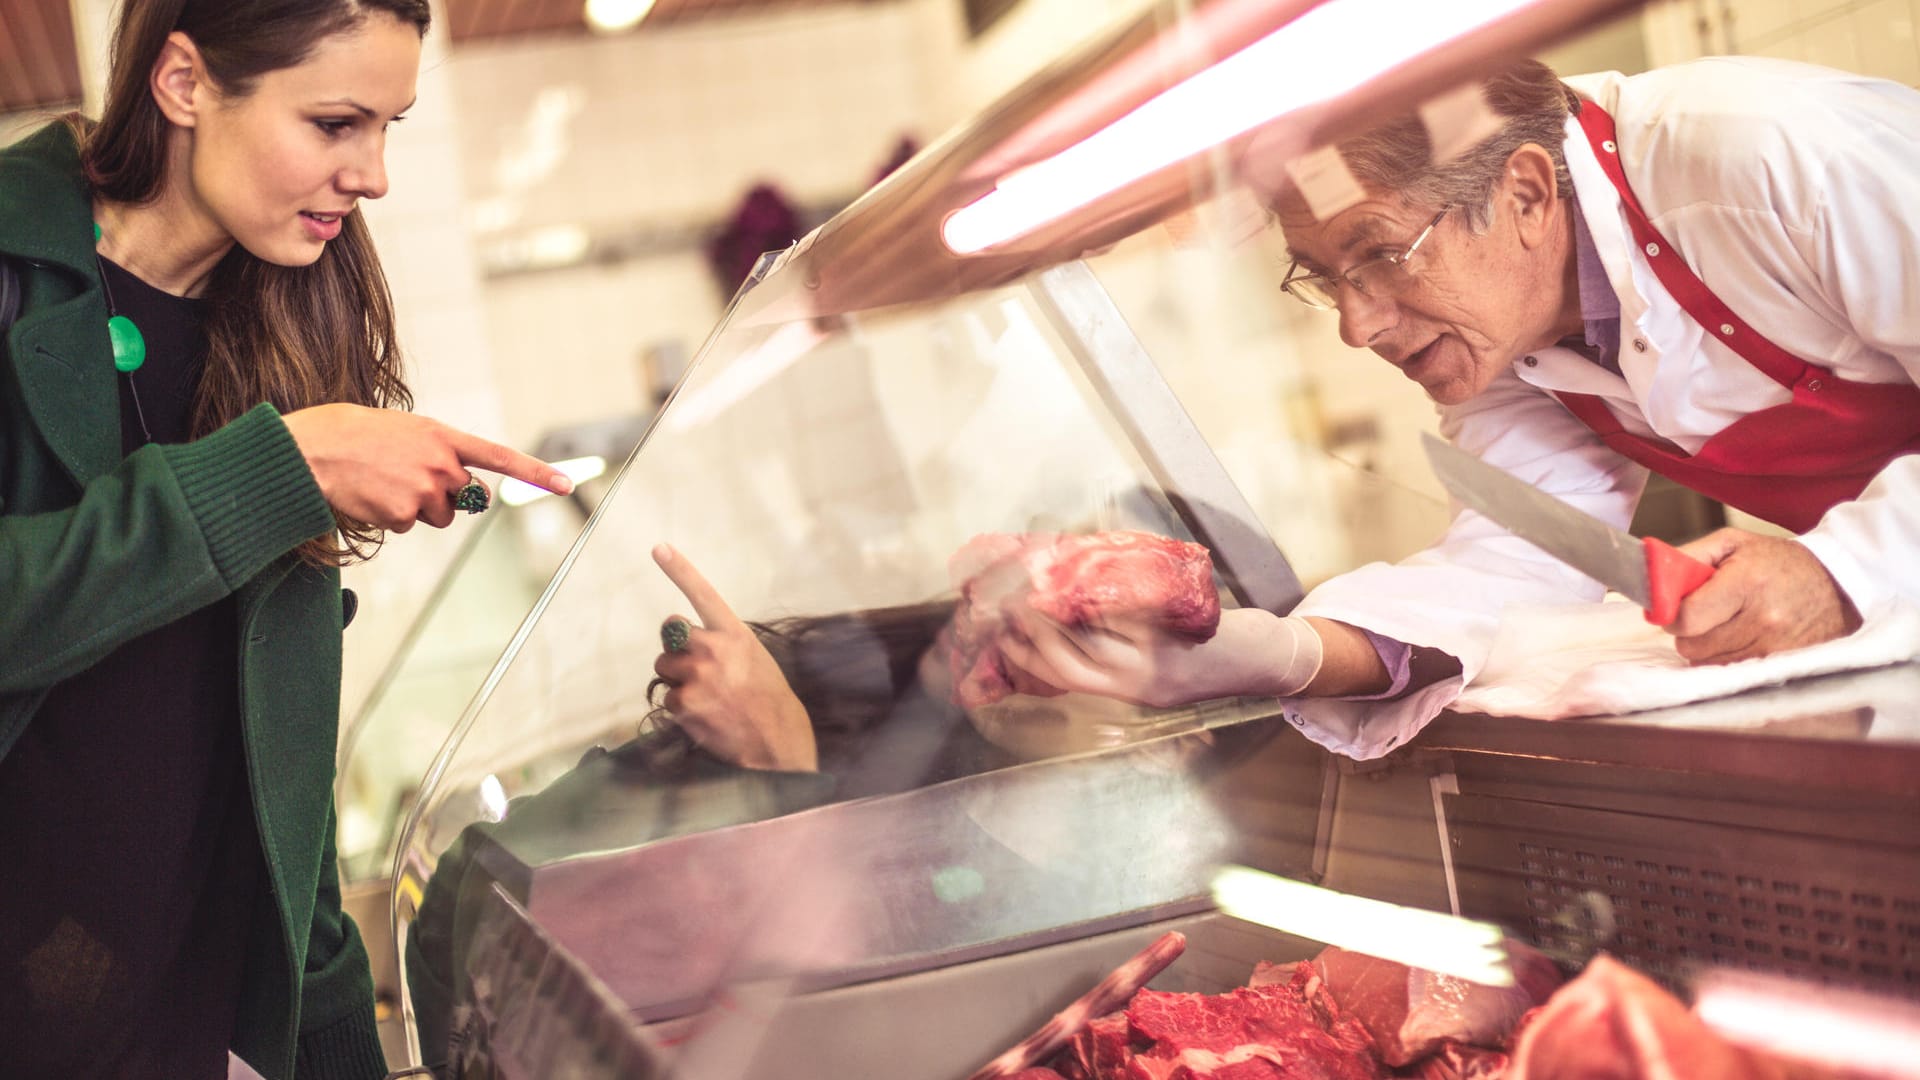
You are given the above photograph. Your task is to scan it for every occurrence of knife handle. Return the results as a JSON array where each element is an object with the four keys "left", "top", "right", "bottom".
[{"left": 1643, "top": 537, "right": 1716, "bottom": 626}]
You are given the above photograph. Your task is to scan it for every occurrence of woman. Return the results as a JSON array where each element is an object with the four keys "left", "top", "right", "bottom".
[{"left": 0, "top": 2, "right": 572, "bottom": 1077}]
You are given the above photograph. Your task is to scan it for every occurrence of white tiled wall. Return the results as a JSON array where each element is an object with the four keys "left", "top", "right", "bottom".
[
  {"left": 1646, "top": 0, "right": 1920, "bottom": 82},
  {"left": 926, "top": 0, "right": 1156, "bottom": 131},
  {"left": 452, "top": 3, "right": 936, "bottom": 238},
  {"left": 445, "top": 0, "right": 1177, "bottom": 453},
  {"left": 446, "top": 0, "right": 951, "bottom": 450}
]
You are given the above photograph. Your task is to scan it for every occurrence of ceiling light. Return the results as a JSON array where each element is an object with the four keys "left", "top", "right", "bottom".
[{"left": 585, "top": 0, "right": 657, "bottom": 34}]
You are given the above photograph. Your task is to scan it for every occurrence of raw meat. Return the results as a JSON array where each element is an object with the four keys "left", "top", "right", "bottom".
[
  {"left": 1246, "top": 961, "right": 1297, "bottom": 989},
  {"left": 1064, "top": 1014, "right": 1133, "bottom": 1078},
  {"left": 997, "top": 937, "right": 1847, "bottom": 1080},
  {"left": 1311, "top": 943, "right": 1562, "bottom": 1067},
  {"left": 946, "top": 531, "right": 1221, "bottom": 707},
  {"left": 1065, "top": 963, "right": 1383, "bottom": 1080},
  {"left": 968, "top": 932, "right": 1189, "bottom": 1080},
  {"left": 1404, "top": 1042, "right": 1511, "bottom": 1080},
  {"left": 1505, "top": 955, "right": 1803, "bottom": 1080}
]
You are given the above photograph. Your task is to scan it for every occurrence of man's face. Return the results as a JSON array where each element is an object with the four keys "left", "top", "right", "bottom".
[{"left": 1278, "top": 190, "right": 1541, "bottom": 406}]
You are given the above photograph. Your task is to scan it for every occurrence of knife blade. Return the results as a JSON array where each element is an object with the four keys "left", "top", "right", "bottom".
[{"left": 1420, "top": 432, "right": 1715, "bottom": 625}]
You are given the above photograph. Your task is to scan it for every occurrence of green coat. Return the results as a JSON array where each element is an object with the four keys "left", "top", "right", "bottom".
[{"left": 0, "top": 125, "right": 385, "bottom": 1079}]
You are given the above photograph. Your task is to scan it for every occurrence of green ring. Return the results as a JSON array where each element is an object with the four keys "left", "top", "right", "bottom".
[
  {"left": 453, "top": 479, "right": 490, "bottom": 514},
  {"left": 661, "top": 617, "right": 692, "bottom": 654}
]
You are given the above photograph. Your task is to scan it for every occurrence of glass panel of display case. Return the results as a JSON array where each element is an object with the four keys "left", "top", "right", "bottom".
[
  {"left": 396, "top": 249, "right": 1374, "bottom": 865},
  {"left": 386, "top": 209, "right": 1465, "bottom": 1054},
  {"left": 334, "top": 470, "right": 613, "bottom": 884}
]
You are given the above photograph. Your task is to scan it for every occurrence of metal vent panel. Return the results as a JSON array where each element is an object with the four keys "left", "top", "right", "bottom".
[{"left": 1444, "top": 793, "right": 1920, "bottom": 1002}]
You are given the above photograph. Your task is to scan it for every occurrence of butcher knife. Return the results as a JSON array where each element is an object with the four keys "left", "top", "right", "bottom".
[{"left": 1420, "top": 432, "right": 1715, "bottom": 626}]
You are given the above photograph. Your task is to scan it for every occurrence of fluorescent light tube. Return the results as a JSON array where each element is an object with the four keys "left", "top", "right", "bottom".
[{"left": 943, "top": 0, "right": 1542, "bottom": 254}]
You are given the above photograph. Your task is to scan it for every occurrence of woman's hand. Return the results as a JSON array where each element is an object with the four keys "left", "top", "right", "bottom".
[
  {"left": 281, "top": 403, "right": 573, "bottom": 531},
  {"left": 650, "top": 544, "right": 818, "bottom": 772},
  {"left": 994, "top": 606, "right": 1326, "bottom": 709}
]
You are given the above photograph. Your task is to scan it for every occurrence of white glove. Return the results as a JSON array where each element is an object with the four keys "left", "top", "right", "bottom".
[{"left": 995, "top": 607, "right": 1325, "bottom": 709}]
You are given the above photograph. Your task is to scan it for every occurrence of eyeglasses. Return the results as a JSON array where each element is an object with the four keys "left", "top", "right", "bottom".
[{"left": 1280, "top": 206, "right": 1452, "bottom": 311}]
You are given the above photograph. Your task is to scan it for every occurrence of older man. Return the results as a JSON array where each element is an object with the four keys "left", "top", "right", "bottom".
[{"left": 997, "top": 57, "right": 1920, "bottom": 758}]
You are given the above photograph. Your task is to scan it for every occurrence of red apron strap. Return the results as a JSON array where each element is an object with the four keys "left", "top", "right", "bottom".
[{"left": 1573, "top": 103, "right": 1809, "bottom": 391}]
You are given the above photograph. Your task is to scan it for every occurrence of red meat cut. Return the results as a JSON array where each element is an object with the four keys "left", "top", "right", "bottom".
[
  {"left": 946, "top": 531, "right": 1221, "bottom": 708},
  {"left": 1310, "top": 943, "right": 1562, "bottom": 1067},
  {"left": 971, "top": 932, "right": 1190, "bottom": 1080},
  {"left": 1505, "top": 955, "right": 1800, "bottom": 1079},
  {"left": 1404, "top": 1041, "right": 1512, "bottom": 1080},
  {"left": 1064, "top": 963, "right": 1383, "bottom": 1080}
]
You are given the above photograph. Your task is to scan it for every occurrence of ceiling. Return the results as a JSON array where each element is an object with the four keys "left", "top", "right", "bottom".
[
  {"left": 446, "top": 0, "right": 875, "bottom": 43},
  {"left": 0, "top": 0, "right": 880, "bottom": 114}
]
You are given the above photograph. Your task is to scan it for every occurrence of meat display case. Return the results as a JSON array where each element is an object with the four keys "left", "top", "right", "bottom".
[
  {"left": 401, "top": 667, "right": 1920, "bottom": 1078},
  {"left": 384, "top": 0, "right": 1920, "bottom": 1075}
]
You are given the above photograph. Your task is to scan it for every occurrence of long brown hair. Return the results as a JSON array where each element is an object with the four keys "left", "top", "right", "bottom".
[{"left": 77, "top": 0, "right": 431, "bottom": 566}]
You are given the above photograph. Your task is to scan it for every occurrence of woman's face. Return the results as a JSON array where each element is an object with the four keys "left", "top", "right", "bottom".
[{"left": 183, "top": 14, "right": 421, "bottom": 267}]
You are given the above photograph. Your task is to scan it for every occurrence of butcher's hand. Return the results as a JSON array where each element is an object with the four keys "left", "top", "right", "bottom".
[
  {"left": 1665, "top": 528, "right": 1861, "bottom": 665},
  {"left": 283, "top": 403, "right": 572, "bottom": 532},
  {"left": 995, "top": 607, "right": 1325, "bottom": 709},
  {"left": 650, "top": 544, "right": 818, "bottom": 772}
]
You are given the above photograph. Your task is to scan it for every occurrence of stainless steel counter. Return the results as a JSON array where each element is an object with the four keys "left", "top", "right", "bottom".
[{"left": 1413, "top": 660, "right": 1920, "bottom": 798}]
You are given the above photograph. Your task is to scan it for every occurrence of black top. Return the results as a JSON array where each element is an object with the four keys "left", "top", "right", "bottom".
[{"left": 0, "top": 256, "right": 259, "bottom": 1078}]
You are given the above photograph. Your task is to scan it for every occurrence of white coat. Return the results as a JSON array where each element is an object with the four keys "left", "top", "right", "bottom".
[{"left": 1286, "top": 57, "right": 1920, "bottom": 760}]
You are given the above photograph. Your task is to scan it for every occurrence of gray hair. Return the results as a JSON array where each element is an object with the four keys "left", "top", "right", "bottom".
[{"left": 1331, "top": 60, "right": 1581, "bottom": 232}]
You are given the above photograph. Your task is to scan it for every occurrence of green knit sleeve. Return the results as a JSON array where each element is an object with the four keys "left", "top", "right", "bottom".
[{"left": 0, "top": 403, "right": 334, "bottom": 694}]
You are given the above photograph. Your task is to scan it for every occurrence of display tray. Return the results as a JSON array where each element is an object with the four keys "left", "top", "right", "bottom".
[
  {"left": 1414, "top": 661, "right": 1920, "bottom": 797},
  {"left": 451, "top": 891, "right": 1320, "bottom": 1080},
  {"left": 449, "top": 716, "right": 1322, "bottom": 1023}
]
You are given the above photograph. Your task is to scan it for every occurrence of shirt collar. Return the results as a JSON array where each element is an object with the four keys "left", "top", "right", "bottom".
[{"left": 1570, "top": 195, "right": 1619, "bottom": 325}]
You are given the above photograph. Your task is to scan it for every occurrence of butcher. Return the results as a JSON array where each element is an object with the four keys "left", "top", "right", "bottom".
[{"left": 995, "top": 56, "right": 1920, "bottom": 758}]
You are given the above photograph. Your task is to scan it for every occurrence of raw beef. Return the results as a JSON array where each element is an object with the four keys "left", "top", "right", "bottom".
[
  {"left": 1404, "top": 1041, "right": 1511, "bottom": 1080},
  {"left": 1059, "top": 1015, "right": 1132, "bottom": 1079},
  {"left": 969, "top": 932, "right": 1189, "bottom": 1080},
  {"left": 1245, "top": 961, "right": 1297, "bottom": 989},
  {"left": 988, "top": 937, "right": 1842, "bottom": 1080},
  {"left": 946, "top": 531, "right": 1221, "bottom": 707},
  {"left": 1064, "top": 963, "right": 1383, "bottom": 1080},
  {"left": 1310, "top": 943, "right": 1562, "bottom": 1067},
  {"left": 1505, "top": 955, "right": 1806, "bottom": 1080}
]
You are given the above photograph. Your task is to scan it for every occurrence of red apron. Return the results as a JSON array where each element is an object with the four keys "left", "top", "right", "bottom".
[{"left": 1552, "top": 103, "right": 1920, "bottom": 535}]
